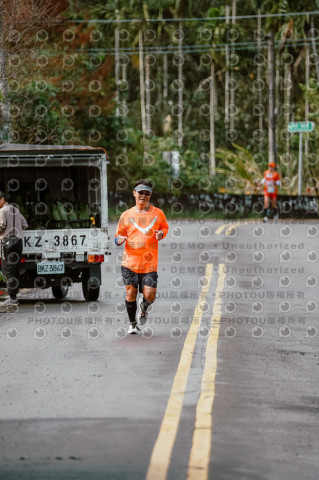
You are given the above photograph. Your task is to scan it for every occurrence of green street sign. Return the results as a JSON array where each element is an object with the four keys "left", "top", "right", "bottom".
[{"left": 288, "top": 121, "right": 315, "bottom": 133}]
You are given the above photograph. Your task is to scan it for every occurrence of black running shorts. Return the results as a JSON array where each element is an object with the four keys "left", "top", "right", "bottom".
[{"left": 121, "top": 266, "right": 158, "bottom": 292}]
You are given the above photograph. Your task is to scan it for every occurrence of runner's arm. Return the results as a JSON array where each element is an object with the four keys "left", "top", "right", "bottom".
[
  {"left": 115, "top": 214, "right": 128, "bottom": 246},
  {"left": 158, "top": 213, "right": 169, "bottom": 239},
  {"left": 154, "top": 230, "right": 163, "bottom": 240},
  {"left": 115, "top": 235, "right": 127, "bottom": 246}
]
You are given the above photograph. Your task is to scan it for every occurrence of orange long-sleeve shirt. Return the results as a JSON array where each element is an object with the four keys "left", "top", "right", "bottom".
[{"left": 115, "top": 205, "right": 169, "bottom": 273}]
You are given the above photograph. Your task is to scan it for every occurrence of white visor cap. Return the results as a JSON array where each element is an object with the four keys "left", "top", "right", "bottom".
[{"left": 134, "top": 184, "right": 152, "bottom": 193}]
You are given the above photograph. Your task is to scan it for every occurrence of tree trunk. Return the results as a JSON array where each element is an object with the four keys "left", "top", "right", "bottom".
[
  {"left": 139, "top": 28, "right": 146, "bottom": 135},
  {"left": 268, "top": 32, "right": 276, "bottom": 165},
  {"left": 209, "top": 62, "right": 216, "bottom": 176},
  {"left": 257, "top": 8, "right": 263, "bottom": 151},
  {"left": 284, "top": 63, "right": 291, "bottom": 163},
  {"left": 0, "top": 5, "right": 10, "bottom": 142},
  {"left": 162, "top": 53, "right": 169, "bottom": 136},
  {"left": 163, "top": 53, "right": 168, "bottom": 109},
  {"left": 177, "top": 21, "right": 183, "bottom": 147},
  {"left": 275, "top": 52, "right": 280, "bottom": 160},
  {"left": 225, "top": 5, "right": 230, "bottom": 133},
  {"left": 145, "top": 54, "right": 151, "bottom": 133},
  {"left": 230, "top": 0, "right": 236, "bottom": 132},
  {"left": 305, "top": 45, "right": 309, "bottom": 157},
  {"left": 310, "top": 16, "right": 319, "bottom": 82},
  {"left": 114, "top": 23, "right": 120, "bottom": 117}
]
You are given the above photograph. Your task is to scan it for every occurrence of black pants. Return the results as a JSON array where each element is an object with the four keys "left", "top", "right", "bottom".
[{"left": 1, "top": 239, "right": 23, "bottom": 298}]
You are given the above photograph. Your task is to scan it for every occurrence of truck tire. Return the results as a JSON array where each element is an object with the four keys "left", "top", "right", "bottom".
[
  {"left": 82, "top": 280, "right": 100, "bottom": 301},
  {"left": 82, "top": 267, "right": 101, "bottom": 301},
  {"left": 52, "top": 285, "right": 69, "bottom": 299}
]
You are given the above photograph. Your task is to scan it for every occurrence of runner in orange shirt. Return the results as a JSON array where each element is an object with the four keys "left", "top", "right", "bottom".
[
  {"left": 115, "top": 179, "right": 169, "bottom": 334},
  {"left": 261, "top": 162, "right": 281, "bottom": 222}
]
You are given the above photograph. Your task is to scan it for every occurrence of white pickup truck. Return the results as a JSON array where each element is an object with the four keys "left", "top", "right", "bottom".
[{"left": 0, "top": 144, "right": 109, "bottom": 301}]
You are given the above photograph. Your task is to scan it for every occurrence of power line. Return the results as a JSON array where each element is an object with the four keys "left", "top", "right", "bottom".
[
  {"left": 53, "top": 38, "right": 319, "bottom": 55},
  {"left": 69, "top": 10, "right": 319, "bottom": 24}
]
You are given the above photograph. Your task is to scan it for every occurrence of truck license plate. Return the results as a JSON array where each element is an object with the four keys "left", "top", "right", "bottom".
[{"left": 37, "top": 262, "right": 65, "bottom": 274}]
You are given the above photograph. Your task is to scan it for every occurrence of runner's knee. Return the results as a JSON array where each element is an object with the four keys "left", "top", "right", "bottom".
[
  {"left": 126, "top": 285, "right": 137, "bottom": 301},
  {"left": 143, "top": 289, "right": 156, "bottom": 303}
]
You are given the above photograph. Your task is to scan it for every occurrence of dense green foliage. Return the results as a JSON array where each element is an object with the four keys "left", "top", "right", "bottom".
[{"left": 1, "top": 0, "right": 319, "bottom": 194}]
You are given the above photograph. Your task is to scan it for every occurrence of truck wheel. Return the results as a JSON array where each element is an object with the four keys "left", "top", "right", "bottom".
[
  {"left": 82, "top": 274, "right": 100, "bottom": 301},
  {"left": 52, "top": 285, "right": 69, "bottom": 299}
]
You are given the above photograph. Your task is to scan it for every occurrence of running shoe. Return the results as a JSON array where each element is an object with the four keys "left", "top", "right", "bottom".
[
  {"left": 1, "top": 298, "right": 19, "bottom": 306},
  {"left": 128, "top": 323, "right": 141, "bottom": 334},
  {"left": 137, "top": 297, "right": 148, "bottom": 326},
  {"left": 274, "top": 214, "right": 279, "bottom": 222},
  {"left": 263, "top": 216, "right": 268, "bottom": 223}
]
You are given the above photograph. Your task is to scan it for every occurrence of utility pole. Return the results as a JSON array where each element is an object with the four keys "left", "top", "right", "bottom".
[{"left": 267, "top": 32, "right": 276, "bottom": 165}]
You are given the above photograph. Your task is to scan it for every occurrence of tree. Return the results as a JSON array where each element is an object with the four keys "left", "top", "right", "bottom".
[{"left": 0, "top": 0, "right": 66, "bottom": 141}]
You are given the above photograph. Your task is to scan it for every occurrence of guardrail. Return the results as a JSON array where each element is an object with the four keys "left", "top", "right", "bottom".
[{"left": 108, "top": 192, "right": 319, "bottom": 219}]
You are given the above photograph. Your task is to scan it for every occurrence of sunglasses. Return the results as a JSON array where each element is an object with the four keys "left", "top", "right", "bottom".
[{"left": 137, "top": 191, "right": 151, "bottom": 196}]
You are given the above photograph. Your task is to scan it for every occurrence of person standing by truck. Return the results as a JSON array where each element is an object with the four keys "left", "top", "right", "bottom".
[
  {"left": 115, "top": 179, "right": 169, "bottom": 334},
  {"left": 0, "top": 191, "right": 28, "bottom": 306}
]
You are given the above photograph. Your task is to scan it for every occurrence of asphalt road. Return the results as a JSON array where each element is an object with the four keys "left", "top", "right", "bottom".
[{"left": 0, "top": 218, "right": 319, "bottom": 480}]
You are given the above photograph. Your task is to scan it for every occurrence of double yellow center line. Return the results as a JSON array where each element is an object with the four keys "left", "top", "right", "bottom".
[
  {"left": 146, "top": 263, "right": 225, "bottom": 480},
  {"left": 187, "top": 264, "right": 226, "bottom": 479}
]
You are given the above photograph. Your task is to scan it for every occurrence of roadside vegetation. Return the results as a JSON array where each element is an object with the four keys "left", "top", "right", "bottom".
[{"left": 0, "top": 0, "right": 318, "bottom": 196}]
